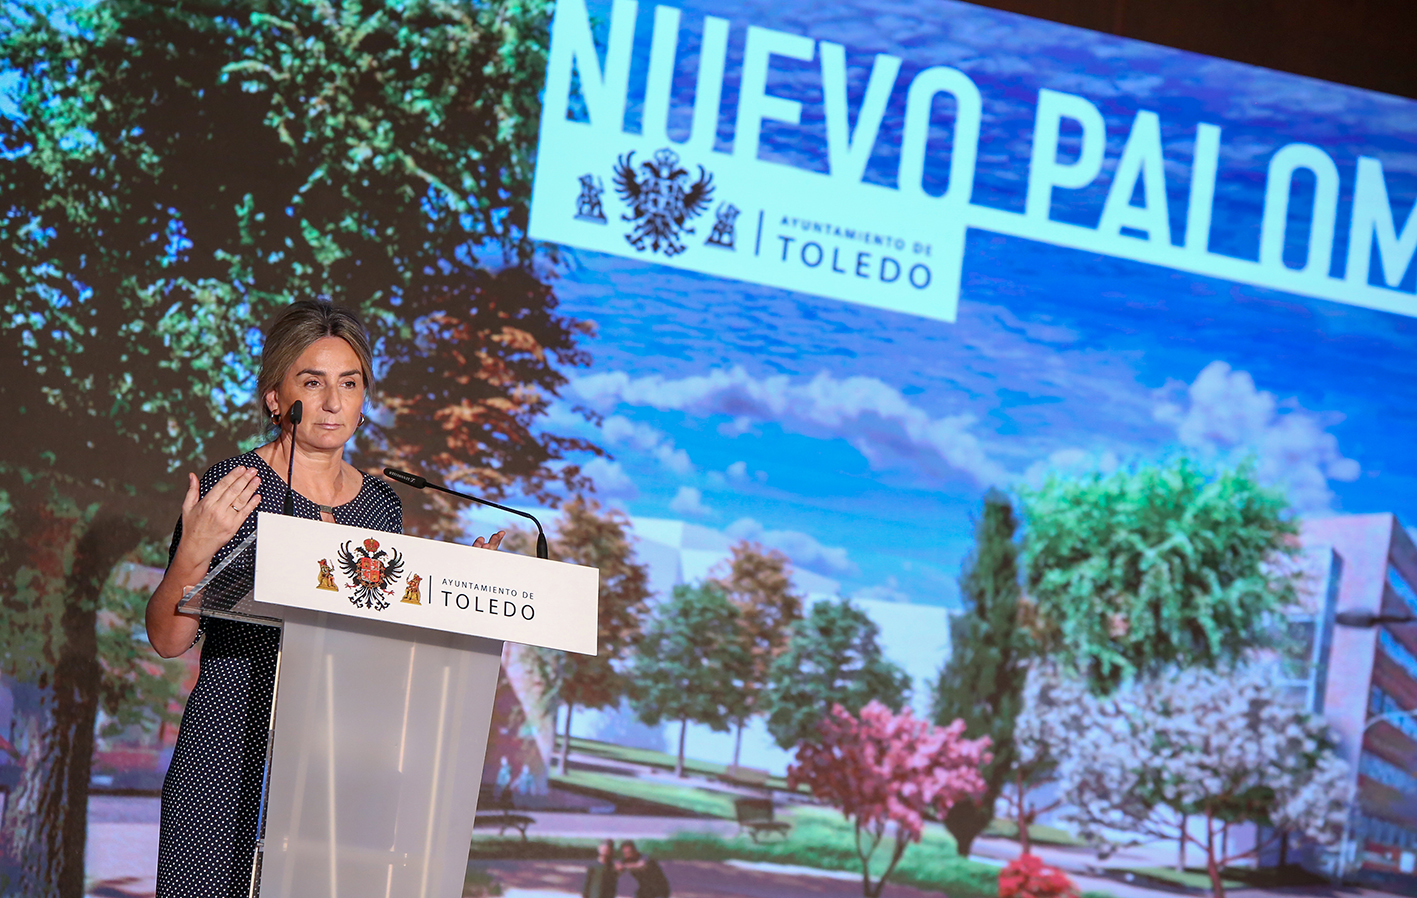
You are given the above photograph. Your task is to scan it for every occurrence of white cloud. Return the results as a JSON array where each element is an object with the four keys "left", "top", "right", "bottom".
[
  {"left": 1022, "top": 447, "right": 1121, "bottom": 486},
  {"left": 725, "top": 517, "right": 857, "bottom": 577},
  {"left": 1154, "top": 361, "right": 1360, "bottom": 513},
  {"left": 580, "top": 457, "right": 638, "bottom": 499},
  {"left": 669, "top": 486, "right": 712, "bottom": 517},
  {"left": 572, "top": 367, "right": 1007, "bottom": 486},
  {"left": 600, "top": 415, "right": 693, "bottom": 475},
  {"left": 852, "top": 576, "right": 912, "bottom": 604},
  {"left": 709, "top": 460, "right": 766, "bottom": 486}
]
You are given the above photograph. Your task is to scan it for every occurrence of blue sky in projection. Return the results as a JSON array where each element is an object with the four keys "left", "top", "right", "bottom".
[{"left": 526, "top": 0, "right": 1417, "bottom": 608}]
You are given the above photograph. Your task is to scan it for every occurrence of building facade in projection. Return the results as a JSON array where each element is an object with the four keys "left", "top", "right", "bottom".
[{"left": 1301, "top": 515, "right": 1417, "bottom": 883}]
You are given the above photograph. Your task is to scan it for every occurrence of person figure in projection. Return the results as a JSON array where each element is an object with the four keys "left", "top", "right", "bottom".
[
  {"left": 143, "top": 300, "right": 505, "bottom": 898},
  {"left": 582, "top": 839, "right": 619, "bottom": 898},
  {"left": 494, "top": 756, "right": 514, "bottom": 803},
  {"left": 619, "top": 840, "right": 672, "bottom": 898},
  {"left": 514, "top": 762, "right": 537, "bottom": 796}
]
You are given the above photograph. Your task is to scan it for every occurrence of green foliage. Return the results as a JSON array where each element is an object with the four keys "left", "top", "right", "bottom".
[
  {"left": 550, "top": 769, "right": 739, "bottom": 819},
  {"left": 95, "top": 548, "right": 187, "bottom": 738},
  {"left": 466, "top": 836, "right": 598, "bottom": 860},
  {"left": 463, "top": 864, "right": 505, "bottom": 897},
  {"left": 0, "top": 0, "right": 588, "bottom": 507},
  {"left": 931, "top": 489, "right": 1028, "bottom": 856},
  {"left": 1021, "top": 458, "right": 1298, "bottom": 693},
  {"left": 566, "top": 735, "right": 793, "bottom": 790},
  {"left": 629, "top": 583, "right": 752, "bottom": 755},
  {"left": 0, "top": 0, "right": 588, "bottom": 888},
  {"left": 761, "top": 598, "right": 911, "bottom": 750},
  {"left": 0, "top": 480, "right": 82, "bottom": 687},
  {"left": 465, "top": 808, "right": 1006, "bottom": 898},
  {"left": 640, "top": 806, "right": 1001, "bottom": 898},
  {"left": 0, "top": 481, "right": 179, "bottom": 728}
]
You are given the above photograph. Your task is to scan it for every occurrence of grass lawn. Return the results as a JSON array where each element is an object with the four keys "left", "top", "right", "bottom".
[
  {"left": 550, "top": 769, "right": 740, "bottom": 819},
  {"left": 463, "top": 864, "right": 505, "bottom": 896},
  {"left": 1116, "top": 863, "right": 1328, "bottom": 892},
  {"left": 1114, "top": 865, "right": 1243, "bottom": 891},
  {"left": 465, "top": 807, "right": 1127, "bottom": 898},
  {"left": 468, "top": 836, "right": 599, "bottom": 860},
  {"left": 568, "top": 736, "right": 795, "bottom": 791},
  {"left": 640, "top": 805, "right": 1002, "bottom": 898},
  {"left": 982, "top": 818, "right": 1088, "bottom": 848}
]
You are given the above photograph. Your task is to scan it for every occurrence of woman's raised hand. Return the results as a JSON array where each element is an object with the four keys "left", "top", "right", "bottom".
[
  {"left": 175, "top": 466, "right": 262, "bottom": 567},
  {"left": 471, "top": 530, "right": 505, "bottom": 551}
]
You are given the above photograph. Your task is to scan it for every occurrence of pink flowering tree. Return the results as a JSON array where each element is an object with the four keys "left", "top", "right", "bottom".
[{"left": 788, "top": 700, "right": 992, "bottom": 898}]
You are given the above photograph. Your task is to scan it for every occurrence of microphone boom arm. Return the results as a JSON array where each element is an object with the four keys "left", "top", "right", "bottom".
[{"left": 383, "top": 468, "right": 550, "bottom": 559}]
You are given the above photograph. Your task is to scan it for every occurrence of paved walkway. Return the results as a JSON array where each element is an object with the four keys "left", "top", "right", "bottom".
[
  {"left": 480, "top": 810, "right": 739, "bottom": 841},
  {"left": 80, "top": 795, "right": 1414, "bottom": 898},
  {"left": 478, "top": 858, "right": 947, "bottom": 897}
]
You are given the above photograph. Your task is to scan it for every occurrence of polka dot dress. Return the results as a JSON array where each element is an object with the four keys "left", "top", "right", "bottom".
[{"left": 155, "top": 450, "right": 402, "bottom": 898}]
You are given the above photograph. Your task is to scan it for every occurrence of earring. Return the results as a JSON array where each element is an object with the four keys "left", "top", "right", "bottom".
[
  {"left": 270, "top": 408, "right": 281, "bottom": 424},
  {"left": 358, "top": 413, "right": 367, "bottom": 428}
]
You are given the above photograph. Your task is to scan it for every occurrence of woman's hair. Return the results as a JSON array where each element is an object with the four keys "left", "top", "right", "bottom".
[{"left": 257, "top": 300, "right": 374, "bottom": 429}]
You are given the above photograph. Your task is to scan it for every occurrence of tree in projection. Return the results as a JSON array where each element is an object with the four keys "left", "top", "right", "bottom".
[
  {"left": 0, "top": 0, "right": 591, "bottom": 891},
  {"left": 930, "top": 489, "right": 1029, "bottom": 856},
  {"left": 789, "top": 701, "right": 990, "bottom": 898},
  {"left": 1056, "top": 669, "right": 1350, "bottom": 898},
  {"left": 506, "top": 497, "right": 651, "bottom": 773},
  {"left": 761, "top": 598, "right": 912, "bottom": 750},
  {"left": 1007, "top": 663, "right": 1091, "bottom": 856},
  {"left": 707, "top": 540, "right": 804, "bottom": 766},
  {"left": 1021, "top": 458, "right": 1298, "bottom": 693},
  {"left": 629, "top": 584, "right": 752, "bottom": 777}
]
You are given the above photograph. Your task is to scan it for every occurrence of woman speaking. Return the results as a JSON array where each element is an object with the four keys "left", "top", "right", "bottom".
[{"left": 144, "top": 300, "right": 503, "bottom": 897}]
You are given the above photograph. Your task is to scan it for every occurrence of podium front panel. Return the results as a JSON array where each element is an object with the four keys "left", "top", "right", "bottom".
[{"left": 257, "top": 608, "right": 502, "bottom": 898}]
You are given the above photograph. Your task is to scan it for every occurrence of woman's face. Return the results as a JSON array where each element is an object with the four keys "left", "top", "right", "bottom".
[{"left": 265, "top": 336, "right": 366, "bottom": 451}]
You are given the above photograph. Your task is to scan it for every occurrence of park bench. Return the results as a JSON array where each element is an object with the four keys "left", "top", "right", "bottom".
[
  {"left": 473, "top": 809, "right": 536, "bottom": 841},
  {"left": 474, "top": 787, "right": 536, "bottom": 841},
  {"left": 733, "top": 796, "right": 791, "bottom": 843}
]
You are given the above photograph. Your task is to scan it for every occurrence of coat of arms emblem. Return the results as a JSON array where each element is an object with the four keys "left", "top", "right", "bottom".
[
  {"left": 336, "top": 537, "right": 405, "bottom": 611},
  {"left": 401, "top": 573, "right": 423, "bottom": 605},
  {"left": 613, "top": 148, "right": 714, "bottom": 257}
]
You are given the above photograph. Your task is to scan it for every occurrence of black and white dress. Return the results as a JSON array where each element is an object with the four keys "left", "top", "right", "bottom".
[{"left": 155, "top": 450, "right": 402, "bottom": 898}]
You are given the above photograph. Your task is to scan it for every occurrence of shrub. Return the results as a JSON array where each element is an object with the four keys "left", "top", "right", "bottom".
[{"left": 999, "top": 854, "right": 1079, "bottom": 898}]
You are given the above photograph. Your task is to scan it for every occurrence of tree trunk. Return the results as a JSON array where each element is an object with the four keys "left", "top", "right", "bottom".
[
  {"left": 944, "top": 797, "right": 990, "bottom": 857},
  {"left": 5, "top": 511, "right": 138, "bottom": 898},
  {"left": 560, "top": 704, "right": 574, "bottom": 774},
  {"left": 1016, "top": 770, "right": 1031, "bottom": 856},
  {"left": 1206, "top": 809, "right": 1226, "bottom": 898},
  {"left": 866, "top": 828, "right": 911, "bottom": 898},
  {"left": 675, "top": 719, "right": 687, "bottom": 778},
  {"left": 733, "top": 719, "right": 743, "bottom": 767},
  {"left": 1279, "top": 830, "right": 1289, "bottom": 866},
  {"left": 1178, "top": 812, "right": 1188, "bottom": 872}
]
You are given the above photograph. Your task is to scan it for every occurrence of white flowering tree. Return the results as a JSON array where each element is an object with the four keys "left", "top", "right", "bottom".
[
  {"left": 1054, "top": 668, "right": 1351, "bottom": 898},
  {"left": 1007, "top": 663, "right": 1091, "bottom": 854}
]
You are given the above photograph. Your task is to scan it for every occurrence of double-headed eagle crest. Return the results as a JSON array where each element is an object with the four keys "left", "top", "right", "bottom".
[
  {"left": 613, "top": 148, "right": 714, "bottom": 257},
  {"left": 336, "top": 536, "right": 404, "bottom": 611}
]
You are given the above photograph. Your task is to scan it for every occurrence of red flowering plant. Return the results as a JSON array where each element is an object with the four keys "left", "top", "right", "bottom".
[
  {"left": 788, "top": 700, "right": 991, "bottom": 898},
  {"left": 999, "top": 853, "right": 1080, "bottom": 898}
]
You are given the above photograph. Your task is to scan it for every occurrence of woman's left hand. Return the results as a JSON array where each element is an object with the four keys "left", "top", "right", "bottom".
[{"left": 472, "top": 530, "right": 505, "bottom": 550}]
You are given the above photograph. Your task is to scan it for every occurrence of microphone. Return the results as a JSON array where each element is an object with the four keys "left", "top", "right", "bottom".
[
  {"left": 383, "top": 468, "right": 549, "bottom": 559},
  {"left": 281, "top": 400, "right": 303, "bottom": 516}
]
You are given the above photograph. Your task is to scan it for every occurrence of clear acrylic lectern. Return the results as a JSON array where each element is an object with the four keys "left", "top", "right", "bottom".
[{"left": 179, "top": 513, "right": 598, "bottom": 898}]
